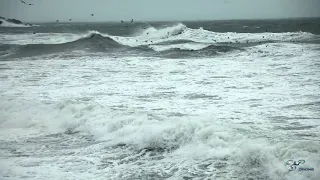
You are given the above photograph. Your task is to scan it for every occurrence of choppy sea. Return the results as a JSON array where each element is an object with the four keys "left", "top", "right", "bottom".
[{"left": 0, "top": 18, "right": 320, "bottom": 180}]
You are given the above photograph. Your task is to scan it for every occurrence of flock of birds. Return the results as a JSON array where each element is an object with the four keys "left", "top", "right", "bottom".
[
  {"left": 19, "top": 0, "right": 134, "bottom": 24},
  {"left": 56, "top": 15, "right": 134, "bottom": 24},
  {"left": 10, "top": 0, "right": 298, "bottom": 47},
  {"left": 17, "top": 0, "right": 227, "bottom": 23}
]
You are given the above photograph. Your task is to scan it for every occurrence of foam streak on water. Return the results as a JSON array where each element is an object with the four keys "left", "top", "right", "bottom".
[{"left": 0, "top": 22, "right": 320, "bottom": 180}]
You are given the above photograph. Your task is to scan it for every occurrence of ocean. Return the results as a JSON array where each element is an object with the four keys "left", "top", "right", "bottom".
[{"left": 0, "top": 18, "right": 320, "bottom": 180}]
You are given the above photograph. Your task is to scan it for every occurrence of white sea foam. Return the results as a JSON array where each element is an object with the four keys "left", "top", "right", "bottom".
[
  {"left": 0, "top": 20, "right": 30, "bottom": 28},
  {"left": 149, "top": 43, "right": 211, "bottom": 51},
  {"left": 0, "top": 40, "right": 319, "bottom": 179}
]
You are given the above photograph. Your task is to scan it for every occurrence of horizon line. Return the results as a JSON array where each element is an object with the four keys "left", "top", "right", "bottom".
[
  {"left": 31, "top": 16, "right": 320, "bottom": 23},
  {"left": 1, "top": 15, "right": 319, "bottom": 24}
]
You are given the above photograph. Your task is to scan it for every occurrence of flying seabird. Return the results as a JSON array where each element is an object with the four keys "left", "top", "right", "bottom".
[{"left": 20, "top": 0, "right": 34, "bottom": 5}]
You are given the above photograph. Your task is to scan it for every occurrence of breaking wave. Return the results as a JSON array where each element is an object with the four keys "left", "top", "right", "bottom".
[
  {"left": 1, "top": 98, "right": 319, "bottom": 180},
  {"left": 1, "top": 23, "right": 319, "bottom": 59},
  {"left": 0, "top": 19, "right": 39, "bottom": 28},
  {"left": 0, "top": 21, "right": 31, "bottom": 28}
]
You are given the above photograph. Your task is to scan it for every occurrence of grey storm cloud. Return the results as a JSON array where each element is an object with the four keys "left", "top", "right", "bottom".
[{"left": 1, "top": 0, "right": 320, "bottom": 22}]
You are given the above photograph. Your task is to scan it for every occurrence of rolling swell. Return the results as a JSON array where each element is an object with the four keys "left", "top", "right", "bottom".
[
  {"left": 1, "top": 32, "right": 129, "bottom": 59},
  {"left": 151, "top": 44, "right": 243, "bottom": 58},
  {"left": 1, "top": 23, "right": 250, "bottom": 60},
  {"left": 1, "top": 34, "right": 242, "bottom": 60}
]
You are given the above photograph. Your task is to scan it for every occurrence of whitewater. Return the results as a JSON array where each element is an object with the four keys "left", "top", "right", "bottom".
[{"left": 0, "top": 19, "right": 320, "bottom": 180}]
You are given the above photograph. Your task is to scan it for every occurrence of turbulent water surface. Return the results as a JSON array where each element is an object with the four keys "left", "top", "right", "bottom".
[{"left": 0, "top": 18, "right": 320, "bottom": 180}]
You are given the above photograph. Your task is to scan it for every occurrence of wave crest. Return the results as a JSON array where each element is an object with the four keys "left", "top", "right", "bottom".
[{"left": 140, "top": 23, "right": 187, "bottom": 39}]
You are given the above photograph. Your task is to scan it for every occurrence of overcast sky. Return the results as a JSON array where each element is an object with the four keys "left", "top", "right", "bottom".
[{"left": 1, "top": 0, "right": 320, "bottom": 22}]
